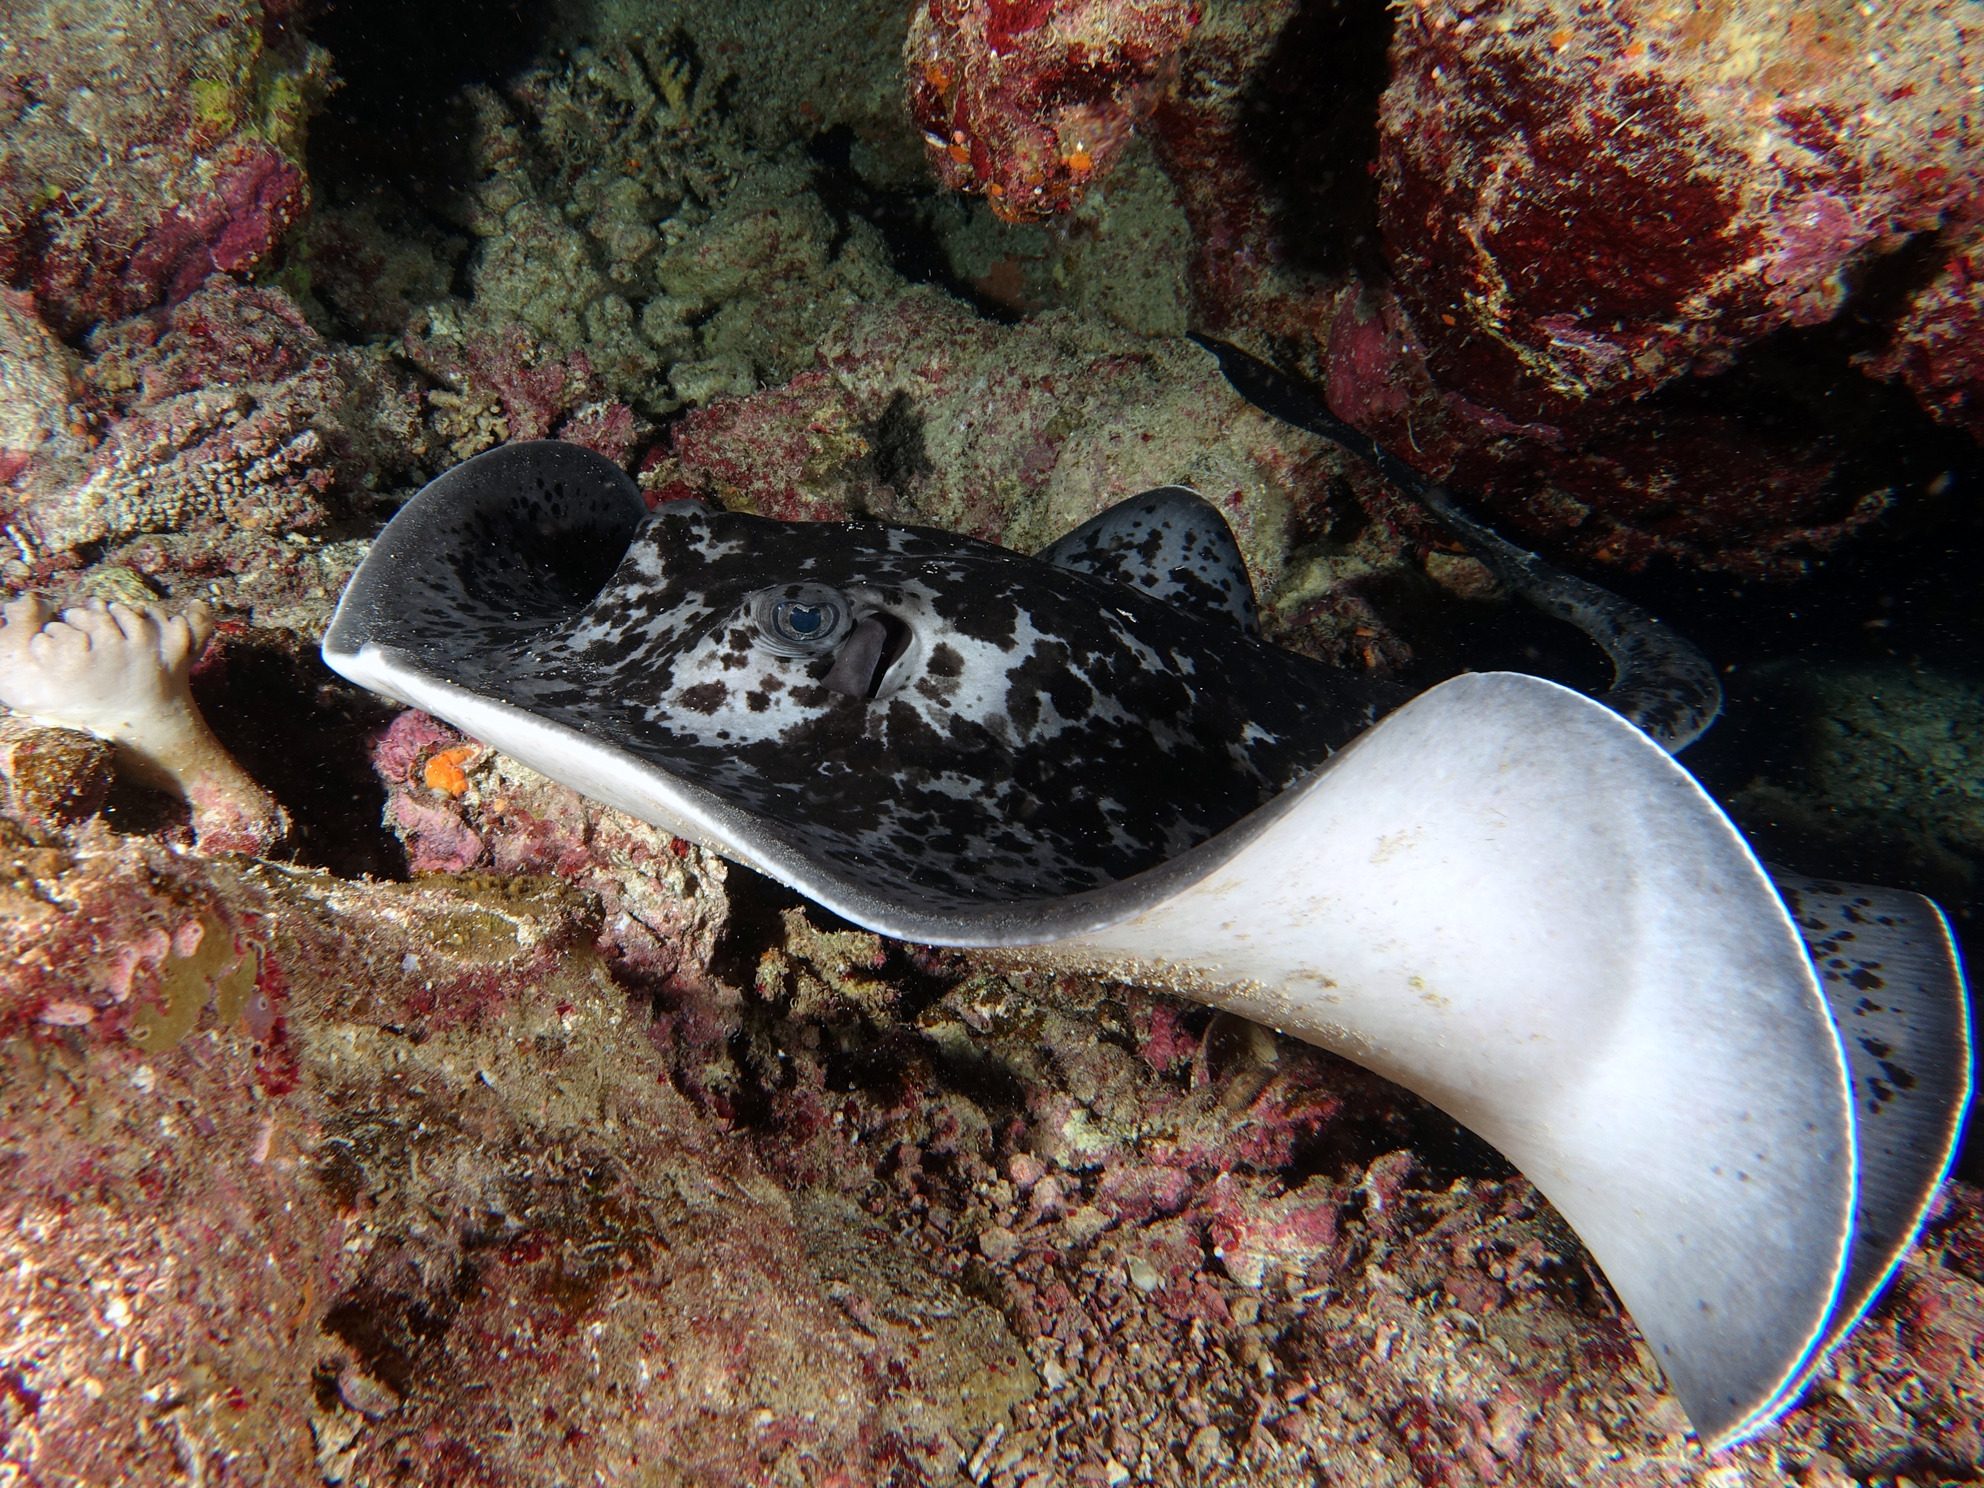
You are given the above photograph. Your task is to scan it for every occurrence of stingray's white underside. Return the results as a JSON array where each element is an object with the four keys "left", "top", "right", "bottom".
[{"left": 332, "top": 640, "right": 1860, "bottom": 1448}]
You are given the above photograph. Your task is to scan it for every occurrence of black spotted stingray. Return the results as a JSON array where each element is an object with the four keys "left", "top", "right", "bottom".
[{"left": 324, "top": 348, "right": 1969, "bottom": 1452}]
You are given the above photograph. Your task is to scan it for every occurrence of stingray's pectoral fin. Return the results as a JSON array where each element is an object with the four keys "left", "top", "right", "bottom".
[
  {"left": 1763, "top": 868, "right": 1972, "bottom": 1414},
  {"left": 1036, "top": 672, "right": 1857, "bottom": 1448},
  {"left": 1038, "top": 486, "right": 1261, "bottom": 635},
  {"left": 323, "top": 441, "right": 650, "bottom": 691}
]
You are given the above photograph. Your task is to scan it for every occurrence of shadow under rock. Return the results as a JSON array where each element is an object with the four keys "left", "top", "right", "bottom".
[
  {"left": 193, "top": 643, "right": 408, "bottom": 880},
  {"left": 305, "top": 0, "right": 561, "bottom": 205},
  {"left": 1234, "top": 0, "right": 1396, "bottom": 283}
]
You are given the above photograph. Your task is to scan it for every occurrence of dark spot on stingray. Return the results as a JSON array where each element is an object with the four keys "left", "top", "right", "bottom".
[
  {"left": 1845, "top": 966, "right": 1886, "bottom": 992},
  {"left": 927, "top": 642, "right": 964, "bottom": 679},
  {"left": 680, "top": 682, "right": 728, "bottom": 714},
  {"left": 1879, "top": 1060, "right": 1917, "bottom": 1092},
  {"left": 746, "top": 691, "right": 770, "bottom": 712},
  {"left": 1005, "top": 638, "right": 1074, "bottom": 737},
  {"left": 1859, "top": 1036, "right": 1892, "bottom": 1059}
]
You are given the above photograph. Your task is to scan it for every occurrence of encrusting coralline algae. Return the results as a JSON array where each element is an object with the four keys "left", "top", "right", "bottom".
[{"left": 0, "top": 0, "right": 1981, "bottom": 1482}]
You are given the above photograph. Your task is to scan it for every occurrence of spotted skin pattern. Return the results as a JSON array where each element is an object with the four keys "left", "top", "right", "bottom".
[
  {"left": 1037, "top": 485, "right": 1262, "bottom": 636},
  {"left": 332, "top": 444, "right": 1400, "bottom": 910},
  {"left": 1765, "top": 868, "right": 1972, "bottom": 1386},
  {"left": 488, "top": 510, "right": 1394, "bottom": 906}
]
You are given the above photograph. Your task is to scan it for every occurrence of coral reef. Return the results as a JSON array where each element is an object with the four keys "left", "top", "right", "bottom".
[
  {"left": 0, "top": 0, "right": 1976, "bottom": 1479},
  {"left": 906, "top": 0, "right": 1202, "bottom": 223},
  {"left": 1376, "top": 0, "right": 1981, "bottom": 420},
  {"left": 645, "top": 286, "right": 1453, "bottom": 671},
  {"left": 926, "top": 135, "right": 1198, "bottom": 338},
  {"left": 368, "top": 709, "right": 731, "bottom": 998},
  {"left": 0, "top": 828, "right": 1039, "bottom": 1484},
  {"left": 1860, "top": 215, "right": 1984, "bottom": 443},
  {"left": 3, "top": 761, "right": 1981, "bottom": 1484},
  {"left": 0, "top": 0, "right": 328, "bottom": 335},
  {"left": 2, "top": 274, "right": 432, "bottom": 618},
  {"left": 1118, "top": 0, "right": 1983, "bottom": 575},
  {"left": 1361, "top": 0, "right": 1982, "bottom": 570}
]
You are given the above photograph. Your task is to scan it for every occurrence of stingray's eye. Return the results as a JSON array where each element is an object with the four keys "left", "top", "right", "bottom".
[
  {"left": 745, "top": 584, "right": 855, "bottom": 658},
  {"left": 776, "top": 601, "right": 833, "bottom": 640}
]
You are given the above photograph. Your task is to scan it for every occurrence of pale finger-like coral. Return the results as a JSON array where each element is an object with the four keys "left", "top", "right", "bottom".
[{"left": 0, "top": 595, "right": 286, "bottom": 854}]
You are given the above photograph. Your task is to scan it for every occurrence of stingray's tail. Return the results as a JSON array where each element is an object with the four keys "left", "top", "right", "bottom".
[{"left": 1191, "top": 334, "right": 1722, "bottom": 752}]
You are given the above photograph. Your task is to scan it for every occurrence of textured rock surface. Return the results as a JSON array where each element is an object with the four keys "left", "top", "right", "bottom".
[
  {"left": 643, "top": 286, "right": 1451, "bottom": 670},
  {"left": 1130, "top": 0, "right": 1984, "bottom": 575},
  {"left": 0, "top": 0, "right": 327, "bottom": 335},
  {"left": 1860, "top": 214, "right": 1984, "bottom": 443},
  {"left": 1377, "top": 0, "right": 1982, "bottom": 419},
  {"left": 907, "top": 0, "right": 1202, "bottom": 223},
  {"left": 0, "top": 824, "right": 1039, "bottom": 1484}
]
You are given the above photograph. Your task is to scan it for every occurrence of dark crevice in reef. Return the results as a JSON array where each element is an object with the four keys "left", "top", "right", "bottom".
[
  {"left": 808, "top": 125, "right": 1030, "bottom": 326},
  {"left": 194, "top": 648, "right": 409, "bottom": 880},
  {"left": 704, "top": 863, "right": 806, "bottom": 990},
  {"left": 1237, "top": 0, "right": 1397, "bottom": 283},
  {"left": 304, "top": 0, "right": 561, "bottom": 205},
  {"left": 1279, "top": 1050, "right": 1518, "bottom": 1192}
]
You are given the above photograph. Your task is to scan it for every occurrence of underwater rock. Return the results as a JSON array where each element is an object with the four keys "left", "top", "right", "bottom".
[
  {"left": 907, "top": 0, "right": 1202, "bottom": 223},
  {"left": 689, "top": 921, "right": 1984, "bottom": 1486},
  {"left": 1375, "top": 0, "right": 1982, "bottom": 422},
  {"left": 1860, "top": 213, "right": 1984, "bottom": 443},
  {"left": 1316, "top": 281, "right": 1885, "bottom": 576},
  {"left": 370, "top": 709, "right": 731, "bottom": 999},
  {"left": 0, "top": 0, "right": 328, "bottom": 335},
  {"left": 0, "top": 830, "right": 1037, "bottom": 1484},
  {"left": 1725, "top": 659, "right": 1984, "bottom": 912},
  {"left": 643, "top": 286, "right": 1442, "bottom": 670},
  {"left": 0, "top": 293, "right": 85, "bottom": 488},
  {"left": 8, "top": 277, "right": 431, "bottom": 577},
  {"left": 0, "top": 719, "right": 114, "bottom": 835},
  {"left": 1143, "top": 0, "right": 1374, "bottom": 347},
  {"left": 1116, "top": 0, "right": 1978, "bottom": 575},
  {"left": 399, "top": 62, "right": 898, "bottom": 444}
]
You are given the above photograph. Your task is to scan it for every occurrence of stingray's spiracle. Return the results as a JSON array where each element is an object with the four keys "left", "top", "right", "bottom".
[{"left": 1190, "top": 334, "right": 1723, "bottom": 753}]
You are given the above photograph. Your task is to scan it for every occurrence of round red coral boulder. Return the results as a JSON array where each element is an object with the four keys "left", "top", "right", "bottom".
[{"left": 1376, "top": 0, "right": 1982, "bottom": 425}]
